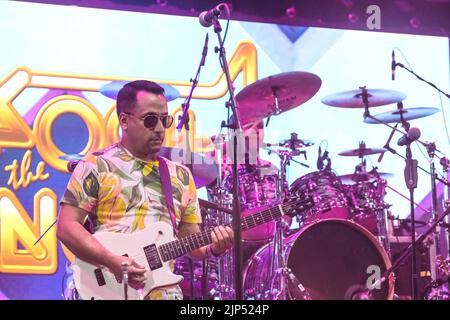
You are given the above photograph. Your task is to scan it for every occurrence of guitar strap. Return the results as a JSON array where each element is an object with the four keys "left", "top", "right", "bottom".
[{"left": 157, "top": 156, "right": 179, "bottom": 237}]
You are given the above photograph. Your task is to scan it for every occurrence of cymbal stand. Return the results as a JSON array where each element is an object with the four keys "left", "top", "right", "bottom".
[
  {"left": 267, "top": 146, "right": 305, "bottom": 299},
  {"left": 442, "top": 157, "right": 450, "bottom": 261},
  {"left": 423, "top": 142, "right": 444, "bottom": 289},
  {"left": 209, "top": 134, "right": 235, "bottom": 300}
]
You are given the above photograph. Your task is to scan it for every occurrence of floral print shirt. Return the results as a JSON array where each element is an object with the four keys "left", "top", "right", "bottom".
[{"left": 60, "top": 143, "right": 202, "bottom": 300}]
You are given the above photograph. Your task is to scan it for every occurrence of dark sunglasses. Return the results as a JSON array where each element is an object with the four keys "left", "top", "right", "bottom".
[{"left": 123, "top": 112, "right": 174, "bottom": 129}]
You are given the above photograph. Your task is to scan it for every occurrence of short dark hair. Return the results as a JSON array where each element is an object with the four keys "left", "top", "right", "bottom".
[{"left": 116, "top": 80, "right": 165, "bottom": 116}]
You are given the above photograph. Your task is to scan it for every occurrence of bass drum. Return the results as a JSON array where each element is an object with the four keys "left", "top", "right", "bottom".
[{"left": 243, "top": 219, "right": 394, "bottom": 300}]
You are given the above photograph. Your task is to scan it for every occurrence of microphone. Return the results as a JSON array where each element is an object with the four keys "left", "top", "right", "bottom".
[
  {"left": 397, "top": 127, "right": 421, "bottom": 146},
  {"left": 391, "top": 50, "right": 396, "bottom": 81},
  {"left": 317, "top": 145, "right": 323, "bottom": 170},
  {"left": 200, "top": 33, "right": 209, "bottom": 66},
  {"left": 199, "top": 3, "right": 230, "bottom": 28},
  {"left": 284, "top": 269, "right": 312, "bottom": 300},
  {"left": 344, "top": 284, "right": 372, "bottom": 300},
  {"left": 67, "top": 160, "right": 80, "bottom": 173}
]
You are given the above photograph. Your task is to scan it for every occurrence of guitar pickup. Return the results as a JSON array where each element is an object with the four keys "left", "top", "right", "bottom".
[{"left": 94, "top": 268, "right": 106, "bottom": 287}]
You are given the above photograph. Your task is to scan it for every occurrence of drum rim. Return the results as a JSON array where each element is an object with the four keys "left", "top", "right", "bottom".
[
  {"left": 289, "top": 170, "right": 342, "bottom": 188},
  {"left": 243, "top": 218, "right": 395, "bottom": 300}
]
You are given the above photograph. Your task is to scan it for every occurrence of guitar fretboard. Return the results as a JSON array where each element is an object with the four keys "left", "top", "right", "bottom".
[{"left": 157, "top": 203, "right": 287, "bottom": 262}]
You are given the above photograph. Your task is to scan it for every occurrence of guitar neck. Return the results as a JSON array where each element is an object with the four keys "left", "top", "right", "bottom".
[{"left": 158, "top": 203, "right": 287, "bottom": 262}]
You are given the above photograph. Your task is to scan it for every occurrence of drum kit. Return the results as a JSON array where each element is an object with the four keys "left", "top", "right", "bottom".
[{"left": 171, "top": 71, "right": 450, "bottom": 300}]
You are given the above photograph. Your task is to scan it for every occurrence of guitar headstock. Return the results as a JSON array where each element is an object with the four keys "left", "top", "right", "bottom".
[{"left": 282, "top": 195, "right": 314, "bottom": 218}]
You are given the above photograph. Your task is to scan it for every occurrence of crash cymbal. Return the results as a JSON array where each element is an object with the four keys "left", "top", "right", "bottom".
[
  {"left": 158, "top": 147, "right": 217, "bottom": 188},
  {"left": 364, "top": 107, "right": 440, "bottom": 124},
  {"left": 236, "top": 71, "right": 321, "bottom": 125},
  {"left": 322, "top": 88, "right": 406, "bottom": 108},
  {"left": 338, "top": 147, "right": 386, "bottom": 157},
  {"left": 339, "top": 171, "right": 394, "bottom": 184},
  {"left": 100, "top": 81, "right": 180, "bottom": 101}
]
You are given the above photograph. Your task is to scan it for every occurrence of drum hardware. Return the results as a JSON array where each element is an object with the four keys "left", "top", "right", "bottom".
[
  {"left": 354, "top": 206, "right": 450, "bottom": 300},
  {"left": 259, "top": 134, "right": 314, "bottom": 299},
  {"left": 442, "top": 157, "right": 450, "bottom": 264},
  {"left": 361, "top": 92, "right": 421, "bottom": 299},
  {"left": 323, "top": 84, "right": 450, "bottom": 299}
]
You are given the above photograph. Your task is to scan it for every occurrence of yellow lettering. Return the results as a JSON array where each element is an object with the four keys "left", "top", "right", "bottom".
[
  {"left": 0, "top": 188, "right": 58, "bottom": 274},
  {"left": 4, "top": 150, "right": 49, "bottom": 191},
  {"left": 33, "top": 95, "right": 105, "bottom": 172}
]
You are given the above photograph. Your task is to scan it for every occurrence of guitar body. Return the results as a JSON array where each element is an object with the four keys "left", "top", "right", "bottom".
[
  {"left": 72, "top": 222, "right": 183, "bottom": 300},
  {"left": 71, "top": 198, "right": 312, "bottom": 300}
]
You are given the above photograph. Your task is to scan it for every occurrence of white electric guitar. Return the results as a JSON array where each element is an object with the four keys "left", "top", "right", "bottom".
[{"left": 72, "top": 197, "right": 312, "bottom": 300}]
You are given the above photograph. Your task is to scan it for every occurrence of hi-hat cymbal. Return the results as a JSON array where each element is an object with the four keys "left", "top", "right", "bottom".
[
  {"left": 100, "top": 81, "right": 180, "bottom": 101},
  {"left": 338, "top": 147, "right": 386, "bottom": 157},
  {"left": 339, "top": 172, "right": 394, "bottom": 184},
  {"left": 364, "top": 107, "right": 440, "bottom": 124},
  {"left": 236, "top": 71, "right": 322, "bottom": 125},
  {"left": 265, "top": 132, "right": 314, "bottom": 150},
  {"left": 322, "top": 88, "right": 406, "bottom": 108},
  {"left": 158, "top": 147, "right": 217, "bottom": 188}
]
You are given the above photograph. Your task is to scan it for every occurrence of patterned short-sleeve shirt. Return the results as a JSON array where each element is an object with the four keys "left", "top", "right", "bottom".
[{"left": 60, "top": 143, "right": 202, "bottom": 300}]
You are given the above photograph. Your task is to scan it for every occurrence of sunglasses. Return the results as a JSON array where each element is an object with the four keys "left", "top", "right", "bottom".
[{"left": 123, "top": 112, "right": 174, "bottom": 129}]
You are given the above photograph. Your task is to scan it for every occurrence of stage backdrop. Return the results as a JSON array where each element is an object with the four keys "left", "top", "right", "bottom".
[{"left": 0, "top": 1, "right": 449, "bottom": 299}]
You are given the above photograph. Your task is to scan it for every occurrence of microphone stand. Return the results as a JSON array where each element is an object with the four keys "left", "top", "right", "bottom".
[
  {"left": 212, "top": 16, "right": 244, "bottom": 300},
  {"left": 175, "top": 34, "right": 208, "bottom": 300},
  {"left": 177, "top": 33, "right": 209, "bottom": 165},
  {"left": 395, "top": 63, "right": 450, "bottom": 99},
  {"left": 404, "top": 140, "right": 419, "bottom": 299}
]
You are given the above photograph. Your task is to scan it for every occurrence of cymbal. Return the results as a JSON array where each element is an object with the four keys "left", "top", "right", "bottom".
[
  {"left": 158, "top": 147, "right": 217, "bottom": 188},
  {"left": 364, "top": 107, "right": 440, "bottom": 124},
  {"left": 59, "top": 154, "right": 84, "bottom": 161},
  {"left": 100, "top": 81, "right": 180, "bottom": 101},
  {"left": 338, "top": 147, "right": 386, "bottom": 157},
  {"left": 322, "top": 88, "right": 406, "bottom": 108},
  {"left": 265, "top": 132, "right": 314, "bottom": 150},
  {"left": 339, "top": 172, "right": 394, "bottom": 184},
  {"left": 236, "top": 71, "right": 322, "bottom": 125},
  {"left": 277, "top": 135, "right": 315, "bottom": 149}
]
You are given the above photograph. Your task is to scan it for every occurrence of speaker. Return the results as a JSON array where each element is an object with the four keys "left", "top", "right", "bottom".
[{"left": 389, "top": 236, "right": 431, "bottom": 299}]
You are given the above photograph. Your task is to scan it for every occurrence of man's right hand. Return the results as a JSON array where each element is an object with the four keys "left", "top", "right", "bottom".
[{"left": 108, "top": 255, "right": 147, "bottom": 290}]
